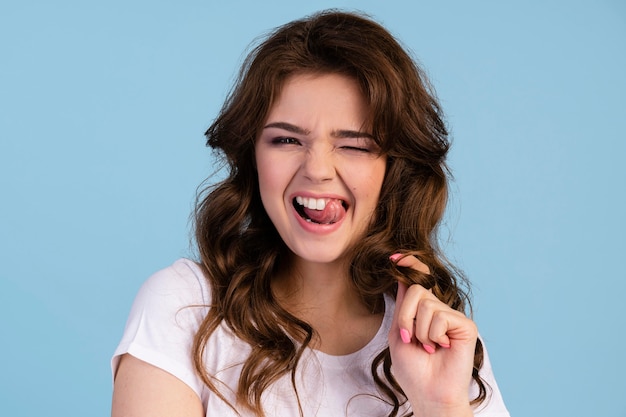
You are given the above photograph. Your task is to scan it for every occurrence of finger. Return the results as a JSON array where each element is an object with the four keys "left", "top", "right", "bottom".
[
  {"left": 435, "top": 311, "right": 478, "bottom": 347},
  {"left": 395, "top": 284, "right": 430, "bottom": 345},
  {"left": 389, "top": 253, "right": 430, "bottom": 274},
  {"left": 413, "top": 297, "right": 441, "bottom": 352},
  {"left": 420, "top": 307, "right": 475, "bottom": 350},
  {"left": 406, "top": 287, "right": 467, "bottom": 352},
  {"left": 417, "top": 304, "right": 464, "bottom": 349},
  {"left": 428, "top": 310, "right": 454, "bottom": 348}
]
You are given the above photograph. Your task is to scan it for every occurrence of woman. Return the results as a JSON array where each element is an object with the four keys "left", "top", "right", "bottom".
[{"left": 112, "top": 10, "right": 509, "bottom": 417}]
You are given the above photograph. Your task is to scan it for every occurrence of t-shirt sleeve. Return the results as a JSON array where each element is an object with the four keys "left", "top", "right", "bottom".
[
  {"left": 472, "top": 338, "right": 510, "bottom": 417},
  {"left": 111, "top": 259, "right": 210, "bottom": 400}
]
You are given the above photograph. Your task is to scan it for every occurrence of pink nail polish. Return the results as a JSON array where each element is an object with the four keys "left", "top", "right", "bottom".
[
  {"left": 389, "top": 253, "right": 403, "bottom": 262},
  {"left": 400, "top": 329, "right": 411, "bottom": 344},
  {"left": 423, "top": 344, "right": 436, "bottom": 354},
  {"left": 439, "top": 343, "right": 451, "bottom": 349}
]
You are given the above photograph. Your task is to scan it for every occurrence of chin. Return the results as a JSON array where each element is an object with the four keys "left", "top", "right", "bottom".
[{"left": 288, "top": 242, "right": 353, "bottom": 265}]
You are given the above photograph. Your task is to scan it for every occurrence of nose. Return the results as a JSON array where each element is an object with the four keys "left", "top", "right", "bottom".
[{"left": 301, "top": 146, "right": 335, "bottom": 183}]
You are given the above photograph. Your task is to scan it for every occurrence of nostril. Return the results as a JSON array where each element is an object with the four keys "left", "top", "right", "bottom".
[{"left": 302, "top": 154, "right": 335, "bottom": 182}]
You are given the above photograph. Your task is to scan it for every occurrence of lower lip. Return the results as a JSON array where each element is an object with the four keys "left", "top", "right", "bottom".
[{"left": 292, "top": 205, "right": 344, "bottom": 234}]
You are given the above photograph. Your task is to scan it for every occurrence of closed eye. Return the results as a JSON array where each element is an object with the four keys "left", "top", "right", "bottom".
[{"left": 340, "top": 146, "right": 371, "bottom": 153}]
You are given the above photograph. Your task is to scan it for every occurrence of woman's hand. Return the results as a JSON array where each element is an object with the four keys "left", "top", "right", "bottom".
[{"left": 388, "top": 254, "right": 477, "bottom": 417}]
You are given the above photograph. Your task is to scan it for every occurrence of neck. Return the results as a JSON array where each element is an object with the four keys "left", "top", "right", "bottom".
[
  {"left": 274, "top": 257, "right": 361, "bottom": 313},
  {"left": 272, "top": 255, "right": 384, "bottom": 355}
]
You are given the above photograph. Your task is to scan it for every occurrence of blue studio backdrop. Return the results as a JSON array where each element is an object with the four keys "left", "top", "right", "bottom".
[{"left": 1, "top": 1, "right": 625, "bottom": 416}]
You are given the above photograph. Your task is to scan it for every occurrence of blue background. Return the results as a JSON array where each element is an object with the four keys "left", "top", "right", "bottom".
[{"left": 1, "top": 1, "right": 624, "bottom": 416}]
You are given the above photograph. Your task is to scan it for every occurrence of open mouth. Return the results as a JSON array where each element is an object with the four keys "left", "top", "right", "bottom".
[{"left": 293, "top": 196, "right": 348, "bottom": 225}]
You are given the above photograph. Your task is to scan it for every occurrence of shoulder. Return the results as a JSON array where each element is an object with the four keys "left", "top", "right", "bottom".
[
  {"left": 123, "top": 258, "right": 212, "bottom": 346},
  {"left": 472, "top": 339, "right": 510, "bottom": 416},
  {"left": 128, "top": 258, "right": 211, "bottom": 322},
  {"left": 115, "top": 257, "right": 211, "bottom": 333},
  {"left": 137, "top": 258, "right": 209, "bottom": 304},
  {"left": 112, "top": 258, "right": 212, "bottom": 399}
]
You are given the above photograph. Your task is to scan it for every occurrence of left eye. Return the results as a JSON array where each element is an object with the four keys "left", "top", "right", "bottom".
[{"left": 341, "top": 146, "right": 370, "bottom": 153}]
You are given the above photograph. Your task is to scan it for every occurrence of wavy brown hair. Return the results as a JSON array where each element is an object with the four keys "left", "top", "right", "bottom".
[{"left": 193, "top": 9, "right": 487, "bottom": 416}]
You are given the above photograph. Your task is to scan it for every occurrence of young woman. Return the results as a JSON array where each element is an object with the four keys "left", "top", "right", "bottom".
[{"left": 111, "top": 10, "right": 509, "bottom": 417}]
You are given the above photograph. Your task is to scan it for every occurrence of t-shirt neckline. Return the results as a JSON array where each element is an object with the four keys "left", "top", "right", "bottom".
[{"left": 312, "top": 293, "right": 393, "bottom": 369}]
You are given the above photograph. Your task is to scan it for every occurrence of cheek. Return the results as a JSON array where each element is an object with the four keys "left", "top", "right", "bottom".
[
  {"left": 256, "top": 168, "right": 274, "bottom": 207},
  {"left": 257, "top": 161, "right": 281, "bottom": 192},
  {"left": 255, "top": 149, "right": 274, "bottom": 184},
  {"left": 360, "top": 161, "right": 386, "bottom": 201},
  {"left": 255, "top": 155, "right": 271, "bottom": 206},
  {"left": 256, "top": 155, "right": 289, "bottom": 215}
]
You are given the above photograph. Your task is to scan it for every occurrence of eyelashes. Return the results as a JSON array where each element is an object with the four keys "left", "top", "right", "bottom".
[
  {"left": 340, "top": 146, "right": 371, "bottom": 153},
  {"left": 271, "top": 136, "right": 300, "bottom": 145}
]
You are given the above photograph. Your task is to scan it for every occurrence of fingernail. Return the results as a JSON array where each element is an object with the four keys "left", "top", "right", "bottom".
[
  {"left": 439, "top": 343, "right": 451, "bottom": 349},
  {"left": 423, "top": 344, "right": 436, "bottom": 354},
  {"left": 400, "top": 329, "right": 411, "bottom": 344},
  {"left": 389, "top": 253, "right": 402, "bottom": 262}
]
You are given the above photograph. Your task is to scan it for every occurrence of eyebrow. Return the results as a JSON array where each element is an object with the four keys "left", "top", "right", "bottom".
[
  {"left": 264, "top": 122, "right": 310, "bottom": 135},
  {"left": 334, "top": 129, "right": 375, "bottom": 140},
  {"left": 264, "top": 122, "right": 374, "bottom": 140}
]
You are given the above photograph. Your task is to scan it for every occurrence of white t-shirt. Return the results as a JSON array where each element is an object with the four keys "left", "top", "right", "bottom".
[{"left": 112, "top": 258, "right": 510, "bottom": 416}]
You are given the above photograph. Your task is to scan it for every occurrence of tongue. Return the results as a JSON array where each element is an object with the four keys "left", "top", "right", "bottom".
[{"left": 303, "top": 200, "right": 345, "bottom": 224}]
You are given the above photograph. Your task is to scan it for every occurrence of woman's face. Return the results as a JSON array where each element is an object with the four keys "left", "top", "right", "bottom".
[{"left": 255, "top": 73, "right": 386, "bottom": 265}]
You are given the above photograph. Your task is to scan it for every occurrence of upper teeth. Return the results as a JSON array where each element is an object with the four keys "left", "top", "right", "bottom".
[{"left": 296, "top": 196, "right": 327, "bottom": 210}]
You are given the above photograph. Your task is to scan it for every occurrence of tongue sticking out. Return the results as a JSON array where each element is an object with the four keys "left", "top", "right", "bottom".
[{"left": 303, "top": 199, "right": 346, "bottom": 224}]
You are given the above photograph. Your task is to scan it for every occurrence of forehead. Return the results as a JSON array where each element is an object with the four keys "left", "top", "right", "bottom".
[{"left": 265, "top": 73, "right": 370, "bottom": 130}]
